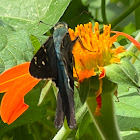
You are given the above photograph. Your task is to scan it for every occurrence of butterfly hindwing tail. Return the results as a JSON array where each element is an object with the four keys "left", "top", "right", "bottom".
[{"left": 54, "top": 91, "right": 65, "bottom": 129}]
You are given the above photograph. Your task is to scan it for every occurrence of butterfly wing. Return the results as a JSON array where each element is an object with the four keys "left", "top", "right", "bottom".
[
  {"left": 55, "top": 33, "right": 76, "bottom": 129},
  {"left": 60, "top": 33, "right": 75, "bottom": 89},
  {"left": 61, "top": 33, "right": 77, "bottom": 129},
  {"left": 29, "top": 36, "right": 57, "bottom": 80}
]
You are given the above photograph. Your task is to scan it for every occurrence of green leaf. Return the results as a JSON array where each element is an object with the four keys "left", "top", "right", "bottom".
[
  {"left": 116, "top": 85, "right": 140, "bottom": 139},
  {"left": 105, "top": 59, "right": 139, "bottom": 88},
  {"left": 122, "top": 23, "right": 136, "bottom": 35},
  {"left": 13, "top": 126, "right": 34, "bottom": 140},
  {"left": 74, "top": 87, "right": 88, "bottom": 126},
  {"left": 38, "top": 80, "right": 53, "bottom": 106},
  {"left": 0, "top": 25, "right": 33, "bottom": 72},
  {"left": 60, "top": 0, "right": 92, "bottom": 29},
  {"left": 30, "top": 35, "right": 41, "bottom": 54},
  {"left": 75, "top": 112, "right": 92, "bottom": 139},
  {"left": 0, "top": 0, "right": 71, "bottom": 36},
  {"left": 134, "top": 57, "right": 140, "bottom": 84}
]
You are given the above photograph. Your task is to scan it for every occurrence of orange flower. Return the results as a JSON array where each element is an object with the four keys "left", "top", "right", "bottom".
[
  {"left": 0, "top": 62, "right": 40, "bottom": 124},
  {"left": 69, "top": 22, "right": 140, "bottom": 114},
  {"left": 69, "top": 22, "right": 127, "bottom": 82}
]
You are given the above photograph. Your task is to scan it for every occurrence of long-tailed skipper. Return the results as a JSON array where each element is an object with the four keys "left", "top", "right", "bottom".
[{"left": 29, "top": 22, "right": 77, "bottom": 129}]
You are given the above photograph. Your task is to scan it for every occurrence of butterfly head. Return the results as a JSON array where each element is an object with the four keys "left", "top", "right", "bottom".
[{"left": 54, "top": 22, "right": 68, "bottom": 30}]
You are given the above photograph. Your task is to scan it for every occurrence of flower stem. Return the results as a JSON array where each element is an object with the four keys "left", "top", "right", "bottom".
[
  {"left": 135, "top": 0, "right": 140, "bottom": 29},
  {"left": 101, "top": 0, "right": 108, "bottom": 24},
  {"left": 87, "top": 80, "right": 121, "bottom": 140},
  {"left": 53, "top": 124, "right": 71, "bottom": 140},
  {"left": 111, "top": 0, "right": 140, "bottom": 29}
]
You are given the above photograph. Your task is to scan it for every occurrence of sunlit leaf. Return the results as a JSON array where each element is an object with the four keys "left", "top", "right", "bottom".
[
  {"left": 0, "top": 0, "right": 71, "bottom": 36},
  {"left": 0, "top": 26, "right": 33, "bottom": 72},
  {"left": 105, "top": 59, "right": 139, "bottom": 88},
  {"left": 116, "top": 86, "right": 140, "bottom": 139},
  {"left": 38, "top": 80, "right": 52, "bottom": 106}
]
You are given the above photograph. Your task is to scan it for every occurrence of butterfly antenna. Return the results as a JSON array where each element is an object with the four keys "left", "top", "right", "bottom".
[
  {"left": 69, "top": 10, "right": 91, "bottom": 23},
  {"left": 79, "top": 10, "right": 90, "bottom": 17},
  {"left": 77, "top": 37, "right": 93, "bottom": 52},
  {"left": 38, "top": 21, "right": 53, "bottom": 27}
]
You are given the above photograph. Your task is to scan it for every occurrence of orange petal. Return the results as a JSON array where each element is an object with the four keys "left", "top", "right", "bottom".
[
  {"left": 110, "top": 57, "right": 120, "bottom": 63},
  {"left": 113, "top": 46, "right": 126, "bottom": 55},
  {"left": 1, "top": 73, "right": 40, "bottom": 124},
  {"left": 7, "top": 99, "right": 29, "bottom": 124},
  {"left": 111, "top": 31, "right": 140, "bottom": 50},
  {"left": 0, "top": 62, "right": 30, "bottom": 92},
  {"left": 78, "top": 69, "right": 96, "bottom": 82}
]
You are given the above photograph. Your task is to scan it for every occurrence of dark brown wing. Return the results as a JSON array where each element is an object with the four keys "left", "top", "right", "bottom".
[{"left": 29, "top": 36, "right": 57, "bottom": 80}]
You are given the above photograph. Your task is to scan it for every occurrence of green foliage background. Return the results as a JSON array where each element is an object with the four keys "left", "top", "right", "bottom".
[{"left": 0, "top": 0, "right": 140, "bottom": 139}]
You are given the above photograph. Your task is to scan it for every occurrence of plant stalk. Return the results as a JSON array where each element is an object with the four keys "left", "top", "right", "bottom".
[
  {"left": 111, "top": 1, "right": 140, "bottom": 29},
  {"left": 87, "top": 80, "right": 121, "bottom": 140}
]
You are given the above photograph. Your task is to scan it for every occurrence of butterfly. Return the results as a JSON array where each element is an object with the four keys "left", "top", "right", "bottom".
[{"left": 29, "top": 22, "right": 78, "bottom": 129}]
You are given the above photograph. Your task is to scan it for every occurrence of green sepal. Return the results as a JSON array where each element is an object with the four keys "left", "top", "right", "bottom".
[
  {"left": 105, "top": 58, "right": 139, "bottom": 88},
  {"left": 78, "top": 79, "right": 90, "bottom": 104},
  {"left": 78, "top": 76, "right": 100, "bottom": 104}
]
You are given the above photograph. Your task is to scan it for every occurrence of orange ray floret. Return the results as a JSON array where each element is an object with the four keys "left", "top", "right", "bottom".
[
  {"left": 0, "top": 62, "right": 31, "bottom": 93},
  {"left": 111, "top": 31, "right": 140, "bottom": 50},
  {"left": 0, "top": 62, "right": 40, "bottom": 124},
  {"left": 111, "top": 46, "right": 126, "bottom": 56},
  {"left": 78, "top": 69, "right": 96, "bottom": 83}
]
